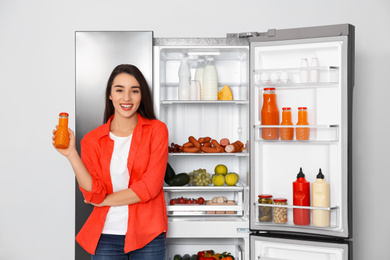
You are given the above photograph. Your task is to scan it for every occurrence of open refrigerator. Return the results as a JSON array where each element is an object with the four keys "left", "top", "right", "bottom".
[{"left": 75, "top": 24, "right": 354, "bottom": 260}]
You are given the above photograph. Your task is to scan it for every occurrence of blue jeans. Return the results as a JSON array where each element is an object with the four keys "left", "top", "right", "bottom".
[{"left": 92, "top": 232, "right": 166, "bottom": 260}]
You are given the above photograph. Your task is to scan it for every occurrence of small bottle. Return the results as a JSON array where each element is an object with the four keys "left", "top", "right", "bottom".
[
  {"left": 273, "top": 198, "right": 288, "bottom": 224},
  {"left": 310, "top": 57, "right": 319, "bottom": 83},
  {"left": 261, "top": 88, "right": 279, "bottom": 140},
  {"left": 312, "top": 168, "right": 330, "bottom": 227},
  {"left": 202, "top": 57, "right": 218, "bottom": 100},
  {"left": 189, "top": 80, "right": 200, "bottom": 100},
  {"left": 258, "top": 194, "right": 273, "bottom": 222},
  {"left": 54, "top": 112, "right": 69, "bottom": 149},
  {"left": 296, "top": 107, "right": 310, "bottom": 140},
  {"left": 300, "top": 58, "right": 309, "bottom": 83},
  {"left": 293, "top": 167, "right": 310, "bottom": 225},
  {"left": 280, "top": 107, "right": 294, "bottom": 140},
  {"left": 178, "top": 57, "right": 190, "bottom": 100},
  {"left": 195, "top": 59, "right": 205, "bottom": 100}
]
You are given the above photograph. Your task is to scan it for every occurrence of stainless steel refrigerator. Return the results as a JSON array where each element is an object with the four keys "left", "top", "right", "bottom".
[{"left": 75, "top": 24, "right": 354, "bottom": 260}]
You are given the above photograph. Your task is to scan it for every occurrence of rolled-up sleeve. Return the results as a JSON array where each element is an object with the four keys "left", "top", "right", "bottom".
[
  {"left": 130, "top": 122, "right": 168, "bottom": 203},
  {"left": 79, "top": 137, "right": 107, "bottom": 204}
]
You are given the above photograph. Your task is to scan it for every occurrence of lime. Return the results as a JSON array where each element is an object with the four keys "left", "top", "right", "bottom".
[{"left": 214, "top": 164, "right": 228, "bottom": 175}]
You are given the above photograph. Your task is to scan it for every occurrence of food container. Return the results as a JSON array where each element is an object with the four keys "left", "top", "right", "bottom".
[
  {"left": 258, "top": 194, "right": 273, "bottom": 222},
  {"left": 273, "top": 198, "right": 288, "bottom": 224}
]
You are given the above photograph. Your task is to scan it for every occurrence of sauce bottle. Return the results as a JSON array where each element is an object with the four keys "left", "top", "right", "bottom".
[
  {"left": 54, "top": 112, "right": 69, "bottom": 149},
  {"left": 280, "top": 107, "right": 294, "bottom": 140},
  {"left": 178, "top": 57, "right": 190, "bottom": 100},
  {"left": 293, "top": 167, "right": 310, "bottom": 225},
  {"left": 296, "top": 107, "right": 310, "bottom": 140},
  {"left": 312, "top": 168, "right": 330, "bottom": 227},
  {"left": 261, "top": 87, "right": 279, "bottom": 140}
]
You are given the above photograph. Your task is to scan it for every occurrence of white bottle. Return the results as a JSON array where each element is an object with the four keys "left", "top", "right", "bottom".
[
  {"left": 312, "top": 168, "right": 330, "bottom": 227},
  {"left": 189, "top": 80, "right": 200, "bottom": 100},
  {"left": 300, "top": 58, "right": 309, "bottom": 83},
  {"left": 178, "top": 57, "right": 190, "bottom": 100},
  {"left": 195, "top": 59, "right": 205, "bottom": 100},
  {"left": 202, "top": 57, "right": 218, "bottom": 100},
  {"left": 310, "top": 57, "right": 319, "bottom": 82}
]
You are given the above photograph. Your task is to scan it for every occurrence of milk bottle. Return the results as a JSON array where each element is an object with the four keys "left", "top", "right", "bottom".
[
  {"left": 195, "top": 58, "right": 205, "bottom": 100},
  {"left": 202, "top": 57, "right": 218, "bottom": 100},
  {"left": 312, "top": 168, "right": 330, "bottom": 227},
  {"left": 178, "top": 57, "right": 190, "bottom": 100}
]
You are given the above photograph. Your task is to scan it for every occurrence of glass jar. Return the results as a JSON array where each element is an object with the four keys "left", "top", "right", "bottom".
[
  {"left": 258, "top": 194, "right": 273, "bottom": 222},
  {"left": 273, "top": 198, "right": 288, "bottom": 224},
  {"left": 54, "top": 112, "right": 69, "bottom": 149}
]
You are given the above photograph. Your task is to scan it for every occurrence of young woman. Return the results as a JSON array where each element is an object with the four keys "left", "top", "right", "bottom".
[{"left": 53, "top": 64, "right": 168, "bottom": 259}]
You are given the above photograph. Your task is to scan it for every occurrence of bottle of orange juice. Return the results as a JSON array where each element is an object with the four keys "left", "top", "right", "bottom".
[
  {"left": 261, "top": 88, "right": 279, "bottom": 140},
  {"left": 55, "top": 112, "right": 69, "bottom": 149},
  {"left": 296, "top": 107, "right": 310, "bottom": 140},
  {"left": 280, "top": 107, "right": 294, "bottom": 140}
]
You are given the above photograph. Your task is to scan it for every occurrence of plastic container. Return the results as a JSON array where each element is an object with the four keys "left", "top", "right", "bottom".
[
  {"left": 300, "top": 58, "right": 309, "bottom": 83},
  {"left": 54, "top": 112, "right": 69, "bottom": 149},
  {"left": 178, "top": 57, "right": 190, "bottom": 100},
  {"left": 312, "top": 168, "right": 330, "bottom": 227},
  {"left": 261, "top": 88, "right": 279, "bottom": 140},
  {"left": 280, "top": 107, "right": 294, "bottom": 140},
  {"left": 194, "top": 59, "right": 205, "bottom": 100},
  {"left": 310, "top": 57, "right": 319, "bottom": 82},
  {"left": 293, "top": 167, "right": 310, "bottom": 225},
  {"left": 258, "top": 194, "right": 273, "bottom": 222},
  {"left": 202, "top": 57, "right": 218, "bottom": 100},
  {"left": 273, "top": 198, "right": 288, "bottom": 224},
  {"left": 296, "top": 107, "right": 310, "bottom": 140}
]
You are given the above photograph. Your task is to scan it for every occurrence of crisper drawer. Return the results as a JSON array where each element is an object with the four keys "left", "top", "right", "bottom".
[
  {"left": 166, "top": 238, "right": 244, "bottom": 260},
  {"left": 164, "top": 184, "right": 245, "bottom": 217}
]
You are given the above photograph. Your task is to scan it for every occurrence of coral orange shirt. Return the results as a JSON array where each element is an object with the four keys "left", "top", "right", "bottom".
[{"left": 76, "top": 114, "right": 169, "bottom": 254}]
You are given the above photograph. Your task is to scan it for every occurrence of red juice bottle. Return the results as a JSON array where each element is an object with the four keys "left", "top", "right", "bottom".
[{"left": 293, "top": 167, "right": 311, "bottom": 225}]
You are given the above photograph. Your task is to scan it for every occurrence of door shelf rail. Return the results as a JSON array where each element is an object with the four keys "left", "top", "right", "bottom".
[
  {"left": 169, "top": 151, "right": 249, "bottom": 157},
  {"left": 161, "top": 100, "right": 249, "bottom": 105},
  {"left": 256, "top": 203, "right": 339, "bottom": 211}
]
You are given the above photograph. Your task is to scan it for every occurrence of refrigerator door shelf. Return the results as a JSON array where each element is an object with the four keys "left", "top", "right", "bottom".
[
  {"left": 167, "top": 237, "right": 244, "bottom": 260},
  {"left": 253, "top": 125, "right": 339, "bottom": 142}
]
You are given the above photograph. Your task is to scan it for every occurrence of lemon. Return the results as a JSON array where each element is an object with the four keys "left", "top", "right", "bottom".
[
  {"left": 225, "top": 172, "right": 239, "bottom": 186},
  {"left": 212, "top": 174, "right": 225, "bottom": 186},
  {"left": 214, "top": 164, "right": 228, "bottom": 175}
]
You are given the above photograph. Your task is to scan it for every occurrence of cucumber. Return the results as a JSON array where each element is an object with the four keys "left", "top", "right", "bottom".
[
  {"left": 173, "top": 254, "right": 182, "bottom": 260},
  {"left": 190, "top": 254, "right": 198, "bottom": 260},
  {"left": 164, "top": 163, "right": 176, "bottom": 183},
  {"left": 182, "top": 254, "right": 190, "bottom": 260},
  {"left": 166, "top": 172, "right": 190, "bottom": 186}
]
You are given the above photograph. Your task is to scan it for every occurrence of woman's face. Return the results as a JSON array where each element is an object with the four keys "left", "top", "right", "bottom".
[{"left": 109, "top": 73, "right": 142, "bottom": 121}]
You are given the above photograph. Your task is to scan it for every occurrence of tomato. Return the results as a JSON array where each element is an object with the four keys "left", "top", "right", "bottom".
[
  {"left": 185, "top": 199, "right": 192, "bottom": 204},
  {"left": 169, "top": 199, "right": 177, "bottom": 205},
  {"left": 198, "top": 197, "right": 205, "bottom": 205},
  {"left": 178, "top": 197, "right": 185, "bottom": 204},
  {"left": 192, "top": 199, "right": 198, "bottom": 204}
]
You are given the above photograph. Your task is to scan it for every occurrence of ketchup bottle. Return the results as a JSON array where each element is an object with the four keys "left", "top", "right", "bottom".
[
  {"left": 293, "top": 167, "right": 310, "bottom": 225},
  {"left": 54, "top": 112, "right": 69, "bottom": 149}
]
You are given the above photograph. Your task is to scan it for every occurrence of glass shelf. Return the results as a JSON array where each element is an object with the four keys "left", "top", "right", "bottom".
[{"left": 161, "top": 100, "right": 248, "bottom": 105}]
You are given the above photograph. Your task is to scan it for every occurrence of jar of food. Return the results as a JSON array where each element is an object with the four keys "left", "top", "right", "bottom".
[
  {"left": 258, "top": 194, "right": 273, "bottom": 222},
  {"left": 273, "top": 198, "right": 288, "bottom": 224}
]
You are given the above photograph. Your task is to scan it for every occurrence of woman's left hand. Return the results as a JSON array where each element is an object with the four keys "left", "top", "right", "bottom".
[{"left": 84, "top": 200, "right": 105, "bottom": 207}]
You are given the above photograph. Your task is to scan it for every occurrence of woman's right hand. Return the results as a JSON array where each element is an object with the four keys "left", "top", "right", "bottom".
[{"left": 52, "top": 127, "right": 77, "bottom": 158}]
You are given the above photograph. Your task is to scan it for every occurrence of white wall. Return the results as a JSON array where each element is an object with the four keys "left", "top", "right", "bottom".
[{"left": 0, "top": 0, "right": 389, "bottom": 259}]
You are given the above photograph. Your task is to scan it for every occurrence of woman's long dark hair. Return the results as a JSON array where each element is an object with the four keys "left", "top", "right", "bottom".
[{"left": 103, "top": 64, "right": 156, "bottom": 123}]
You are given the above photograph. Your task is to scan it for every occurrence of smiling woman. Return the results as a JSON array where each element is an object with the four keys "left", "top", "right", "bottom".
[{"left": 53, "top": 64, "right": 168, "bottom": 259}]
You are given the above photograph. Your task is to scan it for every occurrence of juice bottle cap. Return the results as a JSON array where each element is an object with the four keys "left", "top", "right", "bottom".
[
  {"left": 264, "top": 87, "right": 275, "bottom": 91},
  {"left": 298, "top": 107, "right": 307, "bottom": 110},
  {"left": 59, "top": 112, "right": 69, "bottom": 117},
  {"left": 282, "top": 107, "right": 291, "bottom": 110},
  {"left": 316, "top": 168, "right": 325, "bottom": 179},
  {"left": 273, "top": 198, "right": 287, "bottom": 202},
  {"left": 258, "top": 194, "right": 273, "bottom": 198}
]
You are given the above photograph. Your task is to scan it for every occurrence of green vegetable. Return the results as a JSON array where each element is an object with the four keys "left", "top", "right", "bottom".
[
  {"left": 166, "top": 172, "right": 190, "bottom": 186},
  {"left": 173, "top": 254, "right": 182, "bottom": 260},
  {"left": 164, "top": 163, "right": 176, "bottom": 183},
  {"left": 182, "top": 254, "right": 191, "bottom": 260},
  {"left": 190, "top": 254, "right": 198, "bottom": 260}
]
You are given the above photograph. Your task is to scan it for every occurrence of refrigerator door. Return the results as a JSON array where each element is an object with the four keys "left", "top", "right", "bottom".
[
  {"left": 248, "top": 24, "right": 354, "bottom": 238},
  {"left": 75, "top": 31, "right": 153, "bottom": 259},
  {"left": 250, "top": 234, "right": 350, "bottom": 260}
]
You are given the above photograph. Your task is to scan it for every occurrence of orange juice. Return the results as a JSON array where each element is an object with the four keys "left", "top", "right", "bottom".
[
  {"left": 54, "top": 112, "right": 69, "bottom": 149},
  {"left": 261, "top": 88, "right": 279, "bottom": 140},
  {"left": 280, "top": 107, "right": 294, "bottom": 140},
  {"left": 296, "top": 107, "right": 310, "bottom": 140}
]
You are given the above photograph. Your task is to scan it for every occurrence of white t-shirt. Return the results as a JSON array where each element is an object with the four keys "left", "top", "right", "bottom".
[{"left": 102, "top": 132, "right": 132, "bottom": 235}]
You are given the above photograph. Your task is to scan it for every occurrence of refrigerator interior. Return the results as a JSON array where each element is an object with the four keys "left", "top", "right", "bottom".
[
  {"left": 250, "top": 235, "right": 349, "bottom": 260},
  {"left": 153, "top": 40, "right": 251, "bottom": 258},
  {"left": 250, "top": 38, "right": 350, "bottom": 237}
]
